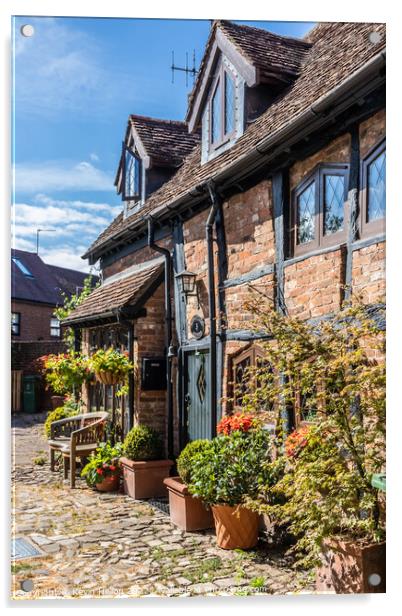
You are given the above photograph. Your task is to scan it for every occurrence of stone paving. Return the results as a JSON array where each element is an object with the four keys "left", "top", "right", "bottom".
[{"left": 11, "top": 413, "right": 315, "bottom": 599}]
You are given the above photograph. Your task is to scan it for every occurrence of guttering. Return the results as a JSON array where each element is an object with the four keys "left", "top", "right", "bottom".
[
  {"left": 147, "top": 217, "right": 174, "bottom": 460},
  {"left": 87, "top": 50, "right": 385, "bottom": 262},
  {"left": 206, "top": 181, "right": 221, "bottom": 438}
]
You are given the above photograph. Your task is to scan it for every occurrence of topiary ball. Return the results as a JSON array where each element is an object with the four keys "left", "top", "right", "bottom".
[
  {"left": 122, "top": 425, "right": 163, "bottom": 461},
  {"left": 177, "top": 439, "right": 212, "bottom": 485}
]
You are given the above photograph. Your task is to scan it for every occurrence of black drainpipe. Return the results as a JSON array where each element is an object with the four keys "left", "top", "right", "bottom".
[
  {"left": 147, "top": 217, "right": 174, "bottom": 460},
  {"left": 116, "top": 309, "right": 134, "bottom": 433},
  {"left": 206, "top": 181, "right": 221, "bottom": 438}
]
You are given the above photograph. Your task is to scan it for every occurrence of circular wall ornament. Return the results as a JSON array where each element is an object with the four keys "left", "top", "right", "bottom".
[{"left": 190, "top": 315, "right": 205, "bottom": 340}]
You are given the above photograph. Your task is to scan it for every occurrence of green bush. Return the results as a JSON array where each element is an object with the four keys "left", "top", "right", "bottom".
[
  {"left": 177, "top": 439, "right": 211, "bottom": 485},
  {"left": 188, "top": 428, "right": 278, "bottom": 507},
  {"left": 44, "top": 405, "right": 76, "bottom": 438},
  {"left": 122, "top": 425, "right": 163, "bottom": 461}
]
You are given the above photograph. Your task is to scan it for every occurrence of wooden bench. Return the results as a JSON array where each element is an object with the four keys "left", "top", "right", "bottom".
[{"left": 48, "top": 412, "right": 108, "bottom": 488}]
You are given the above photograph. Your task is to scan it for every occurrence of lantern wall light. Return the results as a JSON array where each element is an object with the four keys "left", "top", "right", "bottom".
[{"left": 175, "top": 270, "right": 198, "bottom": 302}]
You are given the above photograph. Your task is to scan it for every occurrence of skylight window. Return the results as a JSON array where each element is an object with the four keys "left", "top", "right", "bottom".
[{"left": 12, "top": 257, "right": 34, "bottom": 277}]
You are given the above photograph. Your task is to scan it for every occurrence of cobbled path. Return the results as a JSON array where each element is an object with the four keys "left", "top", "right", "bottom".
[{"left": 11, "top": 413, "right": 314, "bottom": 599}]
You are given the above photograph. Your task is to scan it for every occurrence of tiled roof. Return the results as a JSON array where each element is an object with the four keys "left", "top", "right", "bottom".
[
  {"left": 215, "top": 20, "right": 311, "bottom": 76},
  {"left": 62, "top": 261, "right": 163, "bottom": 324},
  {"left": 130, "top": 115, "right": 200, "bottom": 167},
  {"left": 11, "top": 249, "right": 96, "bottom": 305},
  {"left": 83, "top": 21, "right": 385, "bottom": 262}
]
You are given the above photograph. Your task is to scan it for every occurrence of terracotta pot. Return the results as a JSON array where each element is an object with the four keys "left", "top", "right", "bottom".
[
  {"left": 120, "top": 457, "right": 173, "bottom": 499},
  {"left": 51, "top": 395, "right": 65, "bottom": 410},
  {"left": 316, "top": 537, "right": 386, "bottom": 594},
  {"left": 164, "top": 476, "right": 214, "bottom": 531},
  {"left": 212, "top": 504, "right": 259, "bottom": 550},
  {"left": 95, "top": 471, "right": 120, "bottom": 492},
  {"left": 96, "top": 370, "right": 122, "bottom": 386}
]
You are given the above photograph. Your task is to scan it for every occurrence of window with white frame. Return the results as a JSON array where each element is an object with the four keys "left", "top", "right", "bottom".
[
  {"left": 202, "top": 56, "right": 242, "bottom": 163},
  {"left": 12, "top": 312, "right": 20, "bottom": 336},
  {"left": 50, "top": 317, "right": 61, "bottom": 338}
]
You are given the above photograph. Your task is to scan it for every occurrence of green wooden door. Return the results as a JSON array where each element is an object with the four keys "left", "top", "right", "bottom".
[{"left": 184, "top": 350, "right": 212, "bottom": 442}]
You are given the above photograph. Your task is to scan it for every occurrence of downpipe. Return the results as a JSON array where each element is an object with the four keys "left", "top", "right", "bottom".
[{"left": 206, "top": 181, "right": 221, "bottom": 438}]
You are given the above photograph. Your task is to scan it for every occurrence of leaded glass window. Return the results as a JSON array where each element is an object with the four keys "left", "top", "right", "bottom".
[
  {"left": 124, "top": 148, "right": 141, "bottom": 201},
  {"left": 211, "top": 82, "right": 221, "bottom": 144},
  {"left": 367, "top": 150, "right": 386, "bottom": 222},
  {"left": 224, "top": 71, "right": 235, "bottom": 135},
  {"left": 297, "top": 181, "right": 316, "bottom": 244},
  {"left": 324, "top": 174, "right": 345, "bottom": 235}
]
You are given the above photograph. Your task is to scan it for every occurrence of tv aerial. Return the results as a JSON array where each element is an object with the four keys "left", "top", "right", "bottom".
[{"left": 171, "top": 50, "right": 198, "bottom": 87}]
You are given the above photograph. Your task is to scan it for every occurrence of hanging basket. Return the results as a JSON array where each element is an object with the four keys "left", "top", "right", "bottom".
[
  {"left": 212, "top": 504, "right": 259, "bottom": 550},
  {"left": 95, "top": 370, "right": 123, "bottom": 386}
]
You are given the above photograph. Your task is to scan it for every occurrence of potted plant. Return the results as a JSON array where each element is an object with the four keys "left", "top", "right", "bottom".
[
  {"left": 89, "top": 348, "right": 133, "bottom": 386},
  {"left": 240, "top": 295, "right": 386, "bottom": 593},
  {"left": 164, "top": 440, "right": 214, "bottom": 531},
  {"left": 120, "top": 425, "right": 173, "bottom": 499},
  {"left": 81, "top": 442, "right": 122, "bottom": 492},
  {"left": 188, "top": 414, "right": 277, "bottom": 549}
]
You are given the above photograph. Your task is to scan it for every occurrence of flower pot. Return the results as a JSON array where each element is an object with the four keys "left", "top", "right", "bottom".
[
  {"left": 164, "top": 476, "right": 214, "bottom": 531},
  {"left": 51, "top": 395, "right": 65, "bottom": 410},
  {"left": 120, "top": 457, "right": 173, "bottom": 499},
  {"left": 316, "top": 537, "right": 386, "bottom": 594},
  {"left": 211, "top": 504, "right": 259, "bottom": 550},
  {"left": 96, "top": 371, "right": 122, "bottom": 386},
  {"left": 95, "top": 471, "right": 120, "bottom": 492}
]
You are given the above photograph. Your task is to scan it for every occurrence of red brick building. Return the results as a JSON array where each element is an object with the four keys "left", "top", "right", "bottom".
[
  {"left": 11, "top": 250, "right": 97, "bottom": 410},
  {"left": 64, "top": 21, "right": 386, "bottom": 457}
]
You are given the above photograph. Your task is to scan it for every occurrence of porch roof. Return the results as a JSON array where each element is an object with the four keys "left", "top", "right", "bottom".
[{"left": 62, "top": 261, "right": 164, "bottom": 327}]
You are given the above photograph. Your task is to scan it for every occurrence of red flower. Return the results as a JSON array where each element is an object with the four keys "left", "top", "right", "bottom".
[
  {"left": 217, "top": 412, "right": 256, "bottom": 435},
  {"left": 285, "top": 426, "right": 311, "bottom": 458},
  {"left": 96, "top": 468, "right": 103, "bottom": 475},
  {"left": 109, "top": 465, "right": 116, "bottom": 472}
]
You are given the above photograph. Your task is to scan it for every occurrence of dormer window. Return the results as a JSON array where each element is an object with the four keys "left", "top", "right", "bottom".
[
  {"left": 123, "top": 146, "right": 141, "bottom": 202},
  {"left": 210, "top": 65, "right": 236, "bottom": 150}
]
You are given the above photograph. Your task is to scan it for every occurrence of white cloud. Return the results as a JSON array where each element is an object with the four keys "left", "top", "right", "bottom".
[
  {"left": 14, "top": 160, "right": 115, "bottom": 193},
  {"left": 11, "top": 194, "right": 121, "bottom": 271},
  {"left": 90, "top": 153, "right": 100, "bottom": 162},
  {"left": 41, "top": 247, "right": 92, "bottom": 273},
  {"left": 14, "top": 17, "right": 129, "bottom": 117}
]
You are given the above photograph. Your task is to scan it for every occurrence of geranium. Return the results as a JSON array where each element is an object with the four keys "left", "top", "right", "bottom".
[
  {"left": 285, "top": 425, "right": 311, "bottom": 458},
  {"left": 217, "top": 412, "right": 257, "bottom": 436},
  {"left": 81, "top": 442, "right": 122, "bottom": 487}
]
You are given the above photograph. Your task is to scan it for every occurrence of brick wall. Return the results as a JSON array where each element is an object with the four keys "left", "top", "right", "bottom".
[
  {"left": 359, "top": 109, "right": 385, "bottom": 158},
  {"left": 352, "top": 241, "right": 386, "bottom": 303},
  {"left": 102, "top": 238, "right": 172, "bottom": 279},
  {"left": 284, "top": 250, "right": 344, "bottom": 319},
  {"left": 224, "top": 181, "right": 275, "bottom": 277},
  {"left": 12, "top": 300, "right": 59, "bottom": 342},
  {"left": 134, "top": 282, "right": 168, "bottom": 451}
]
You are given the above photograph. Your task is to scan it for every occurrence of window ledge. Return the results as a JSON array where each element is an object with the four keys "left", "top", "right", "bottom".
[{"left": 284, "top": 243, "right": 345, "bottom": 268}]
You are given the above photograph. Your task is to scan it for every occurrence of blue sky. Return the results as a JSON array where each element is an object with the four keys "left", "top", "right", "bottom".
[{"left": 12, "top": 16, "right": 314, "bottom": 272}]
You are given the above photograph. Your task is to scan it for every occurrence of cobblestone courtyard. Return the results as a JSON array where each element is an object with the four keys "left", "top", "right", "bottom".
[{"left": 11, "top": 413, "right": 314, "bottom": 599}]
